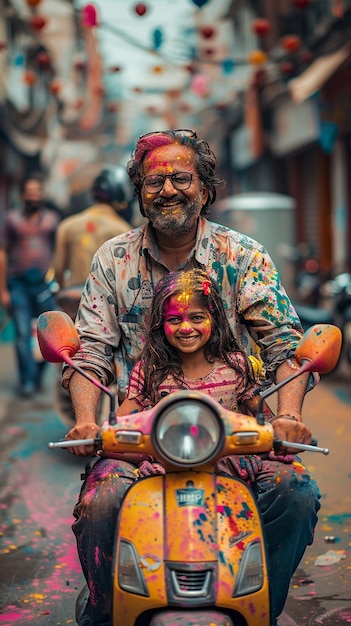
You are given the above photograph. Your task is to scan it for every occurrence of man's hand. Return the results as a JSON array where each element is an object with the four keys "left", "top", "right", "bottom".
[
  {"left": 271, "top": 415, "right": 312, "bottom": 454},
  {"left": 64, "top": 422, "right": 100, "bottom": 456}
]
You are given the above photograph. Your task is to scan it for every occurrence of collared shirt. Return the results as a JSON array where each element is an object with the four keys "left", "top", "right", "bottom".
[
  {"left": 62, "top": 217, "right": 303, "bottom": 398},
  {"left": 53, "top": 203, "right": 131, "bottom": 288}
]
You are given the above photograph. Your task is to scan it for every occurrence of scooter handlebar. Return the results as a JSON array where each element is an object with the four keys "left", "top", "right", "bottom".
[{"left": 48, "top": 438, "right": 101, "bottom": 449}]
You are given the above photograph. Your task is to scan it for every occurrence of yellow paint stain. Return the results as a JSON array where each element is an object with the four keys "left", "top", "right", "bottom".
[
  {"left": 25, "top": 593, "right": 46, "bottom": 603},
  {"left": 335, "top": 426, "right": 344, "bottom": 436}
]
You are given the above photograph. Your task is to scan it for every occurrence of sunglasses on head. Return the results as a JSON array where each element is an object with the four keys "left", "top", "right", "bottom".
[{"left": 138, "top": 129, "right": 197, "bottom": 140}]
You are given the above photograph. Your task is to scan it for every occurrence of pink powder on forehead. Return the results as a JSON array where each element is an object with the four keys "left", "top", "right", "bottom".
[{"left": 134, "top": 134, "right": 175, "bottom": 163}]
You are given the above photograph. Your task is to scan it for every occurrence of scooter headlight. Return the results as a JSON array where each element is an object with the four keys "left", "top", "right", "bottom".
[{"left": 153, "top": 396, "right": 224, "bottom": 466}]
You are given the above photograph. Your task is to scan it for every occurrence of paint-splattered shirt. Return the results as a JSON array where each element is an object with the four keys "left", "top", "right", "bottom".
[
  {"left": 62, "top": 217, "right": 303, "bottom": 398},
  {"left": 126, "top": 353, "right": 261, "bottom": 412}
]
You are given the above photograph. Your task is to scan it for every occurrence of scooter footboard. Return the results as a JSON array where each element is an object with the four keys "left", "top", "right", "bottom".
[
  {"left": 149, "top": 610, "right": 235, "bottom": 625},
  {"left": 112, "top": 472, "right": 270, "bottom": 626}
]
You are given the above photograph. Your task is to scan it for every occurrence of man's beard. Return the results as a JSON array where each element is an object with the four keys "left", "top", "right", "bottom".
[{"left": 144, "top": 195, "right": 202, "bottom": 236}]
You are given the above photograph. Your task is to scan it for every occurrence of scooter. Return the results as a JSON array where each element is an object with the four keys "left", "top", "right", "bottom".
[{"left": 37, "top": 312, "right": 342, "bottom": 626}]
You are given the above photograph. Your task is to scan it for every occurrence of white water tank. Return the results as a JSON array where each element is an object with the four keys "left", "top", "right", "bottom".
[{"left": 213, "top": 192, "right": 295, "bottom": 291}]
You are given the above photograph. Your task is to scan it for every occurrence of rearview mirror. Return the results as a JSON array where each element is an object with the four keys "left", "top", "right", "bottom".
[
  {"left": 37, "top": 311, "right": 80, "bottom": 363},
  {"left": 295, "top": 324, "right": 342, "bottom": 374}
]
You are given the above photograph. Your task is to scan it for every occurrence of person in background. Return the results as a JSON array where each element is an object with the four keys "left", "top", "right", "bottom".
[
  {"left": 60, "top": 129, "right": 320, "bottom": 626},
  {"left": 0, "top": 174, "right": 60, "bottom": 398},
  {"left": 53, "top": 165, "right": 133, "bottom": 299}
]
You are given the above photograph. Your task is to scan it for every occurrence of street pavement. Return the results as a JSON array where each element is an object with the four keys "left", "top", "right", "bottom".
[{"left": 0, "top": 340, "right": 350, "bottom": 626}]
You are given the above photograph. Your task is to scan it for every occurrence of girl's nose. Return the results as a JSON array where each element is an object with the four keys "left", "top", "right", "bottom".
[{"left": 179, "top": 321, "right": 192, "bottom": 334}]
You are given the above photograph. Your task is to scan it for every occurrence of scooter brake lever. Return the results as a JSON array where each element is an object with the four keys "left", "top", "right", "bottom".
[
  {"left": 274, "top": 439, "right": 329, "bottom": 455},
  {"left": 48, "top": 438, "right": 102, "bottom": 449}
]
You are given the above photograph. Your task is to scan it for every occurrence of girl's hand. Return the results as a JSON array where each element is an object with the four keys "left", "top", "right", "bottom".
[
  {"left": 64, "top": 422, "right": 100, "bottom": 456},
  {"left": 138, "top": 459, "right": 166, "bottom": 477}
]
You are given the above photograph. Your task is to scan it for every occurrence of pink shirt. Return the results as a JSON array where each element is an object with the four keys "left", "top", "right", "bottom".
[{"left": 126, "top": 352, "right": 260, "bottom": 412}]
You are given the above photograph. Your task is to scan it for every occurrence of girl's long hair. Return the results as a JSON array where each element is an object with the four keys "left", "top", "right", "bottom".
[{"left": 137, "top": 268, "right": 254, "bottom": 404}]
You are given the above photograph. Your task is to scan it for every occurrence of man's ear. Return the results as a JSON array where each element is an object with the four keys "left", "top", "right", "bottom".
[{"left": 201, "top": 184, "right": 209, "bottom": 208}]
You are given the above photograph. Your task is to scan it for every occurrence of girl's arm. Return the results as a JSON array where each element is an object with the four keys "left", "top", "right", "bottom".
[{"left": 116, "top": 397, "right": 143, "bottom": 416}]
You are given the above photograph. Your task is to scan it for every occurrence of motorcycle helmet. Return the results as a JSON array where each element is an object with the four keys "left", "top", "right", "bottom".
[{"left": 91, "top": 165, "right": 134, "bottom": 212}]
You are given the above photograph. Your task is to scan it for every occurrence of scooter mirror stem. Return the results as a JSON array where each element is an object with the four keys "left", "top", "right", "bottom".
[
  {"left": 256, "top": 360, "right": 310, "bottom": 424},
  {"left": 63, "top": 353, "right": 117, "bottom": 425}
]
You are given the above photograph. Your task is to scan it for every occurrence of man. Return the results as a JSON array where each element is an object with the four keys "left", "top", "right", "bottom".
[
  {"left": 53, "top": 165, "right": 133, "bottom": 296},
  {"left": 0, "top": 174, "right": 60, "bottom": 398},
  {"left": 52, "top": 165, "right": 132, "bottom": 424},
  {"left": 62, "top": 130, "right": 320, "bottom": 626}
]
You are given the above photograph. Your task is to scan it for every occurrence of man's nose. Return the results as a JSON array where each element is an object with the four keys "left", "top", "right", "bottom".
[{"left": 159, "top": 176, "right": 177, "bottom": 195}]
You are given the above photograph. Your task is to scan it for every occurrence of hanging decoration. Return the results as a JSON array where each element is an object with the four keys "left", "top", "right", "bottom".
[
  {"left": 199, "top": 25, "right": 215, "bottom": 39},
  {"left": 151, "top": 65, "right": 165, "bottom": 74},
  {"left": 25, "top": 0, "right": 44, "bottom": 6},
  {"left": 81, "top": 4, "right": 98, "bottom": 28},
  {"left": 280, "top": 60, "right": 295, "bottom": 76},
  {"left": 248, "top": 50, "right": 267, "bottom": 65},
  {"left": 48, "top": 79, "right": 61, "bottom": 95},
  {"left": 280, "top": 34, "right": 301, "bottom": 53},
  {"left": 152, "top": 28, "right": 163, "bottom": 50},
  {"left": 253, "top": 68, "right": 266, "bottom": 88},
  {"left": 190, "top": 73, "right": 210, "bottom": 97},
  {"left": 191, "top": 0, "right": 209, "bottom": 8},
  {"left": 135, "top": 4, "right": 147, "bottom": 16},
  {"left": 221, "top": 58, "right": 235, "bottom": 75},
  {"left": 292, "top": 0, "right": 312, "bottom": 8},
  {"left": 36, "top": 52, "right": 51, "bottom": 68},
  {"left": 29, "top": 15, "right": 47, "bottom": 31},
  {"left": 22, "top": 70, "right": 37, "bottom": 85},
  {"left": 251, "top": 18, "right": 272, "bottom": 37},
  {"left": 299, "top": 50, "right": 313, "bottom": 64}
]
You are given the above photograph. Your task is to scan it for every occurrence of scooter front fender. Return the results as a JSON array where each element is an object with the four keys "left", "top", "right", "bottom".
[{"left": 113, "top": 471, "right": 270, "bottom": 626}]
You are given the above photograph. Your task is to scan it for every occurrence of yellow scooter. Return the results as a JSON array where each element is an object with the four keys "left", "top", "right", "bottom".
[{"left": 37, "top": 312, "right": 341, "bottom": 626}]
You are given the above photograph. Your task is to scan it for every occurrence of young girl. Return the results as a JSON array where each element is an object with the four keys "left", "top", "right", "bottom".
[{"left": 117, "top": 268, "right": 265, "bottom": 417}]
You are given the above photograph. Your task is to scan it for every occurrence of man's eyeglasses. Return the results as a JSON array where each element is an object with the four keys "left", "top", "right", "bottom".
[
  {"left": 142, "top": 172, "right": 194, "bottom": 194},
  {"left": 139, "top": 129, "right": 197, "bottom": 140}
]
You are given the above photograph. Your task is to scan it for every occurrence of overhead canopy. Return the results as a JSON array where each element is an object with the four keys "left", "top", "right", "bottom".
[{"left": 289, "top": 43, "right": 351, "bottom": 104}]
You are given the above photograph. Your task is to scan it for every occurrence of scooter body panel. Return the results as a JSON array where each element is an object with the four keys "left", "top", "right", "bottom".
[{"left": 113, "top": 472, "right": 270, "bottom": 626}]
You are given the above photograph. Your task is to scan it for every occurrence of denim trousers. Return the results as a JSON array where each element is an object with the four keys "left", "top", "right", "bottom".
[
  {"left": 8, "top": 276, "right": 57, "bottom": 387},
  {"left": 72, "top": 456, "right": 321, "bottom": 626}
]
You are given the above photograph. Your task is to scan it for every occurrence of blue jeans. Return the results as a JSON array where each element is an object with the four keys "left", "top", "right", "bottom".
[
  {"left": 72, "top": 456, "right": 320, "bottom": 626},
  {"left": 8, "top": 276, "right": 57, "bottom": 387}
]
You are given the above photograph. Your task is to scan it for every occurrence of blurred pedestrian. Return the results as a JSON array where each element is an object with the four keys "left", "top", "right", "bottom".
[
  {"left": 53, "top": 165, "right": 133, "bottom": 301},
  {"left": 0, "top": 174, "right": 60, "bottom": 398}
]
